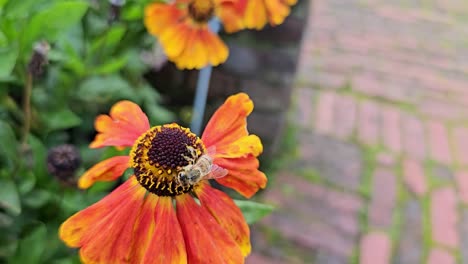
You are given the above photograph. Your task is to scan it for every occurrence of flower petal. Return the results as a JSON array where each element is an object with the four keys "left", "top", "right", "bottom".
[
  {"left": 199, "top": 28, "right": 229, "bottom": 67},
  {"left": 214, "top": 156, "right": 267, "bottom": 198},
  {"left": 90, "top": 101, "right": 150, "bottom": 149},
  {"left": 131, "top": 196, "right": 187, "bottom": 264},
  {"left": 78, "top": 156, "right": 130, "bottom": 189},
  {"left": 176, "top": 194, "right": 244, "bottom": 264},
  {"left": 202, "top": 93, "right": 253, "bottom": 148},
  {"left": 202, "top": 93, "right": 267, "bottom": 197},
  {"left": 215, "top": 0, "right": 247, "bottom": 33},
  {"left": 196, "top": 184, "right": 251, "bottom": 256},
  {"left": 171, "top": 26, "right": 228, "bottom": 70},
  {"left": 144, "top": 3, "right": 184, "bottom": 36},
  {"left": 264, "top": 0, "right": 290, "bottom": 25},
  {"left": 59, "top": 177, "right": 143, "bottom": 250},
  {"left": 243, "top": 0, "right": 268, "bottom": 30}
]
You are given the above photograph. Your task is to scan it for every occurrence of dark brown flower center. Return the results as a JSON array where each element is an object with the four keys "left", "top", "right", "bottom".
[
  {"left": 188, "top": 0, "right": 215, "bottom": 23},
  {"left": 130, "top": 124, "right": 205, "bottom": 196}
]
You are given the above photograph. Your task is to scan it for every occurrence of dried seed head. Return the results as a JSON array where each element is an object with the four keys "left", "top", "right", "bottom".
[
  {"left": 47, "top": 144, "right": 81, "bottom": 185},
  {"left": 28, "top": 41, "right": 50, "bottom": 78}
]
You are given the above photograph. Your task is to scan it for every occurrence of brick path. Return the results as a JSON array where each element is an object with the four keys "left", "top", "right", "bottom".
[{"left": 248, "top": 0, "right": 468, "bottom": 263}]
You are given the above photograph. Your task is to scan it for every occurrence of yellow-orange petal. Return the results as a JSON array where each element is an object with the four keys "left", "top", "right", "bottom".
[
  {"left": 176, "top": 194, "right": 244, "bottom": 264},
  {"left": 159, "top": 22, "right": 190, "bottom": 59},
  {"left": 243, "top": 0, "right": 268, "bottom": 30},
  {"left": 215, "top": 0, "right": 247, "bottom": 33},
  {"left": 144, "top": 3, "right": 184, "bottom": 36},
  {"left": 89, "top": 101, "right": 150, "bottom": 149},
  {"left": 199, "top": 28, "right": 229, "bottom": 67},
  {"left": 78, "top": 156, "right": 130, "bottom": 189},
  {"left": 202, "top": 93, "right": 253, "bottom": 148},
  {"left": 214, "top": 156, "right": 267, "bottom": 198},
  {"left": 131, "top": 195, "right": 187, "bottom": 263},
  {"left": 202, "top": 93, "right": 266, "bottom": 197},
  {"left": 243, "top": 0, "right": 295, "bottom": 30},
  {"left": 284, "top": 0, "right": 297, "bottom": 5},
  {"left": 59, "top": 177, "right": 143, "bottom": 248},
  {"left": 196, "top": 184, "right": 251, "bottom": 256},
  {"left": 171, "top": 26, "right": 228, "bottom": 70},
  {"left": 264, "top": 0, "right": 290, "bottom": 25},
  {"left": 215, "top": 134, "right": 263, "bottom": 158}
]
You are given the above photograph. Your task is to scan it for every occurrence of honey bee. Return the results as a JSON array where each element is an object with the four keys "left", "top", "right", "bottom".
[{"left": 177, "top": 146, "right": 228, "bottom": 186}]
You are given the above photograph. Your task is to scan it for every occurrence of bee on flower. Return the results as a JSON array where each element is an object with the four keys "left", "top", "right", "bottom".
[{"left": 59, "top": 93, "right": 267, "bottom": 263}]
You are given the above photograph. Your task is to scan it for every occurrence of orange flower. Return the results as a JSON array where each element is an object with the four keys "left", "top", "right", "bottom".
[
  {"left": 144, "top": 0, "right": 247, "bottom": 70},
  {"left": 243, "top": 0, "right": 297, "bottom": 30},
  {"left": 59, "top": 93, "right": 267, "bottom": 263}
]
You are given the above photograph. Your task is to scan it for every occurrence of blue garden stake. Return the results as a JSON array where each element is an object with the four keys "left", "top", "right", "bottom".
[{"left": 190, "top": 18, "right": 221, "bottom": 135}]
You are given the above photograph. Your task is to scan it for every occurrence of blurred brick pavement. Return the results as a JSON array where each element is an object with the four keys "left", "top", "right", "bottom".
[{"left": 248, "top": 0, "right": 468, "bottom": 263}]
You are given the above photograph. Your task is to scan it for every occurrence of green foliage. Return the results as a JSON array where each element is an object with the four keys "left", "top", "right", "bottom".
[
  {"left": 0, "top": 0, "right": 175, "bottom": 262},
  {"left": 234, "top": 200, "right": 275, "bottom": 224}
]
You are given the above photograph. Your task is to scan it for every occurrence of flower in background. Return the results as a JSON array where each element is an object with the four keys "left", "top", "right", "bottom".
[
  {"left": 243, "top": 0, "right": 297, "bottom": 30},
  {"left": 59, "top": 93, "right": 267, "bottom": 263},
  {"left": 144, "top": 0, "right": 247, "bottom": 70}
]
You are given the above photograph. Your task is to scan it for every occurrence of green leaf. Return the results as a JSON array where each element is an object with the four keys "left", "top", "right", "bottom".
[
  {"left": 0, "top": 234, "right": 17, "bottom": 258},
  {"left": 42, "top": 108, "right": 82, "bottom": 133},
  {"left": 234, "top": 200, "right": 274, "bottom": 224},
  {"left": 88, "top": 25, "right": 126, "bottom": 58},
  {"left": 3, "top": 0, "right": 38, "bottom": 19},
  {"left": 22, "top": 189, "right": 51, "bottom": 208},
  {"left": 0, "top": 212, "right": 13, "bottom": 227},
  {"left": 0, "top": 46, "right": 18, "bottom": 80},
  {"left": 22, "top": 1, "right": 88, "bottom": 50},
  {"left": 0, "top": 0, "right": 8, "bottom": 10},
  {"left": 0, "top": 179, "right": 21, "bottom": 216},
  {"left": 17, "top": 170, "right": 36, "bottom": 195},
  {"left": 121, "top": 4, "right": 144, "bottom": 21},
  {"left": 92, "top": 53, "right": 129, "bottom": 74},
  {"left": 27, "top": 135, "right": 48, "bottom": 182},
  {"left": 0, "top": 30, "right": 7, "bottom": 47},
  {"left": 77, "top": 75, "right": 136, "bottom": 103},
  {"left": 0, "top": 120, "right": 17, "bottom": 169},
  {"left": 9, "top": 223, "right": 47, "bottom": 263}
]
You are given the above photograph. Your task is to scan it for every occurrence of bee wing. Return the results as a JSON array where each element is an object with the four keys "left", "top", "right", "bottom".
[
  {"left": 205, "top": 164, "right": 228, "bottom": 179},
  {"left": 206, "top": 146, "right": 217, "bottom": 157}
]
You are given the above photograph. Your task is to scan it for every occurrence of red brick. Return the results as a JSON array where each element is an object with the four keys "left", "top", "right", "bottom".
[
  {"left": 453, "top": 127, "right": 468, "bottom": 165},
  {"left": 369, "top": 168, "right": 397, "bottom": 228},
  {"left": 295, "top": 88, "right": 314, "bottom": 128},
  {"left": 246, "top": 253, "right": 283, "bottom": 264},
  {"left": 381, "top": 106, "right": 402, "bottom": 153},
  {"left": 307, "top": 71, "right": 347, "bottom": 89},
  {"left": 353, "top": 73, "right": 381, "bottom": 98},
  {"left": 427, "top": 120, "right": 452, "bottom": 165},
  {"left": 360, "top": 232, "right": 392, "bottom": 264},
  {"left": 401, "top": 115, "right": 426, "bottom": 161},
  {"left": 333, "top": 94, "right": 357, "bottom": 139},
  {"left": 264, "top": 214, "right": 355, "bottom": 258},
  {"left": 455, "top": 171, "right": 468, "bottom": 204},
  {"left": 420, "top": 100, "right": 465, "bottom": 121},
  {"left": 376, "top": 152, "right": 397, "bottom": 167},
  {"left": 431, "top": 187, "right": 459, "bottom": 248},
  {"left": 358, "top": 100, "right": 380, "bottom": 146},
  {"left": 315, "top": 92, "right": 335, "bottom": 134},
  {"left": 352, "top": 71, "right": 417, "bottom": 104},
  {"left": 402, "top": 159, "right": 427, "bottom": 196},
  {"left": 427, "top": 248, "right": 455, "bottom": 264},
  {"left": 435, "top": 0, "right": 468, "bottom": 13}
]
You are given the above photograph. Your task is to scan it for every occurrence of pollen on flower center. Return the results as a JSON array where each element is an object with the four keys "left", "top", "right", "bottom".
[
  {"left": 130, "top": 124, "right": 205, "bottom": 196},
  {"left": 188, "top": 0, "right": 215, "bottom": 23}
]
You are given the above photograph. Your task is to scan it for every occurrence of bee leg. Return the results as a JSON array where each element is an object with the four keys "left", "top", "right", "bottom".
[{"left": 186, "top": 145, "right": 198, "bottom": 159}]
